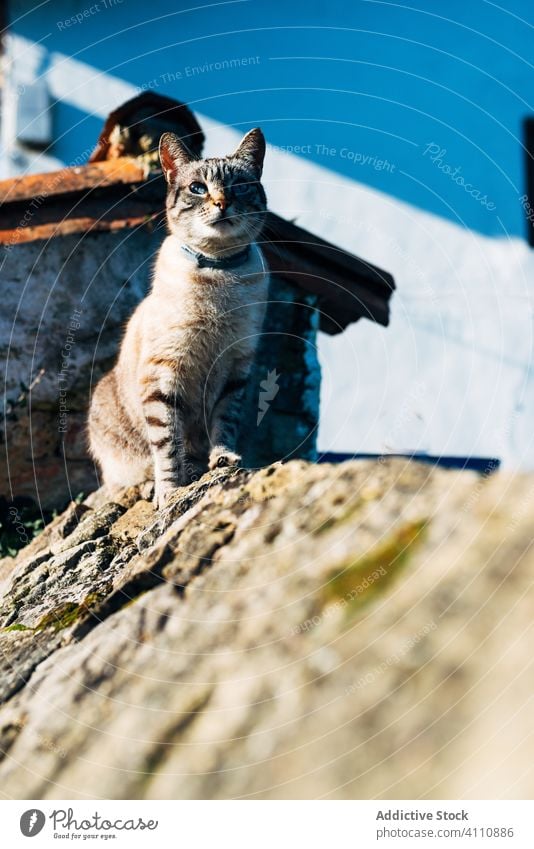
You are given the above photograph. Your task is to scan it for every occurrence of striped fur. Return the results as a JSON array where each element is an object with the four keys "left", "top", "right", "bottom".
[{"left": 89, "top": 129, "right": 269, "bottom": 508}]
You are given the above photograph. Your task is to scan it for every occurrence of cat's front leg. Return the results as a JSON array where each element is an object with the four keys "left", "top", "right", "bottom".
[
  {"left": 142, "top": 386, "right": 185, "bottom": 509},
  {"left": 209, "top": 375, "right": 248, "bottom": 470},
  {"left": 153, "top": 448, "right": 182, "bottom": 509}
]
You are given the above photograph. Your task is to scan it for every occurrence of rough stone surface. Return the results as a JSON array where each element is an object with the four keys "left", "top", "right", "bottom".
[
  {"left": 0, "top": 226, "right": 164, "bottom": 508},
  {"left": 0, "top": 459, "right": 532, "bottom": 799}
]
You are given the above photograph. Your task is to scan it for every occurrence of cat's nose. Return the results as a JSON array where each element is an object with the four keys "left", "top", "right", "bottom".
[{"left": 211, "top": 192, "right": 227, "bottom": 211}]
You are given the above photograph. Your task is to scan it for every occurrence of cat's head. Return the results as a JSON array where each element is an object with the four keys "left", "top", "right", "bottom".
[{"left": 159, "top": 128, "right": 267, "bottom": 254}]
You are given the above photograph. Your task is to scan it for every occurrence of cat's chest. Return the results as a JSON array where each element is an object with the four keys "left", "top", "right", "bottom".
[
  {"left": 152, "top": 245, "right": 267, "bottom": 351},
  {"left": 152, "top": 281, "right": 263, "bottom": 364},
  {"left": 182, "top": 281, "right": 253, "bottom": 333}
]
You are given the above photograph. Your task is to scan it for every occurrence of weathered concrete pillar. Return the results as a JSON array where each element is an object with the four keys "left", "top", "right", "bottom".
[
  {"left": 238, "top": 276, "right": 320, "bottom": 467},
  {"left": 1, "top": 221, "right": 165, "bottom": 508}
]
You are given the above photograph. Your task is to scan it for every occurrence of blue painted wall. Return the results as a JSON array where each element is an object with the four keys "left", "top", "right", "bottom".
[{"left": 8, "top": 0, "right": 534, "bottom": 237}]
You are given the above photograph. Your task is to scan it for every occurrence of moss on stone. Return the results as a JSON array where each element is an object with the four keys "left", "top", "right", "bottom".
[
  {"left": 322, "top": 519, "right": 428, "bottom": 613},
  {"left": 36, "top": 602, "right": 82, "bottom": 632},
  {"left": 36, "top": 590, "right": 109, "bottom": 632}
]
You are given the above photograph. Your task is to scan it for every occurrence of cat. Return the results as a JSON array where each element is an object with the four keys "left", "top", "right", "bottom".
[{"left": 88, "top": 128, "right": 269, "bottom": 508}]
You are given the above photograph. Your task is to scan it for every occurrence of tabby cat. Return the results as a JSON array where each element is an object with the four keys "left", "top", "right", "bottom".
[{"left": 89, "top": 128, "right": 268, "bottom": 508}]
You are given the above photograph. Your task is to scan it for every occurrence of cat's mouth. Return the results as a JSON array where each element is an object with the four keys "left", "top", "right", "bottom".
[
  {"left": 211, "top": 217, "right": 234, "bottom": 228},
  {"left": 209, "top": 209, "right": 244, "bottom": 230}
]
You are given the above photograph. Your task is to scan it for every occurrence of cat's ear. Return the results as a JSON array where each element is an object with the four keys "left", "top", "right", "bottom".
[
  {"left": 232, "top": 128, "right": 266, "bottom": 175},
  {"left": 159, "top": 133, "right": 195, "bottom": 183}
]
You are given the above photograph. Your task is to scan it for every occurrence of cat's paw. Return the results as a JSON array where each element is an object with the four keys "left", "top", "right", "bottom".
[
  {"left": 209, "top": 447, "right": 242, "bottom": 470},
  {"left": 153, "top": 482, "right": 177, "bottom": 511}
]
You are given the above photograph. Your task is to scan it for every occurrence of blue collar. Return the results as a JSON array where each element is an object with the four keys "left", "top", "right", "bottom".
[{"left": 180, "top": 243, "right": 251, "bottom": 269}]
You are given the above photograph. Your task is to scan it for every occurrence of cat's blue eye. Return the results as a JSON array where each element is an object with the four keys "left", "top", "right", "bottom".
[
  {"left": 189, "top": 181, "right": 207, "bottom": 195},
  {"left": 233, "top": 182, "right": 253, "bottom": 196}
]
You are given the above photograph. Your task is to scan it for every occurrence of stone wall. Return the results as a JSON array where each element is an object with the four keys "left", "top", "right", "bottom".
[
  {"left": 0, "top": 458, "right": 532, "bottom": 799},
  {"left": 1, "top": 225, "right": 164, "bottom": 508}
]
